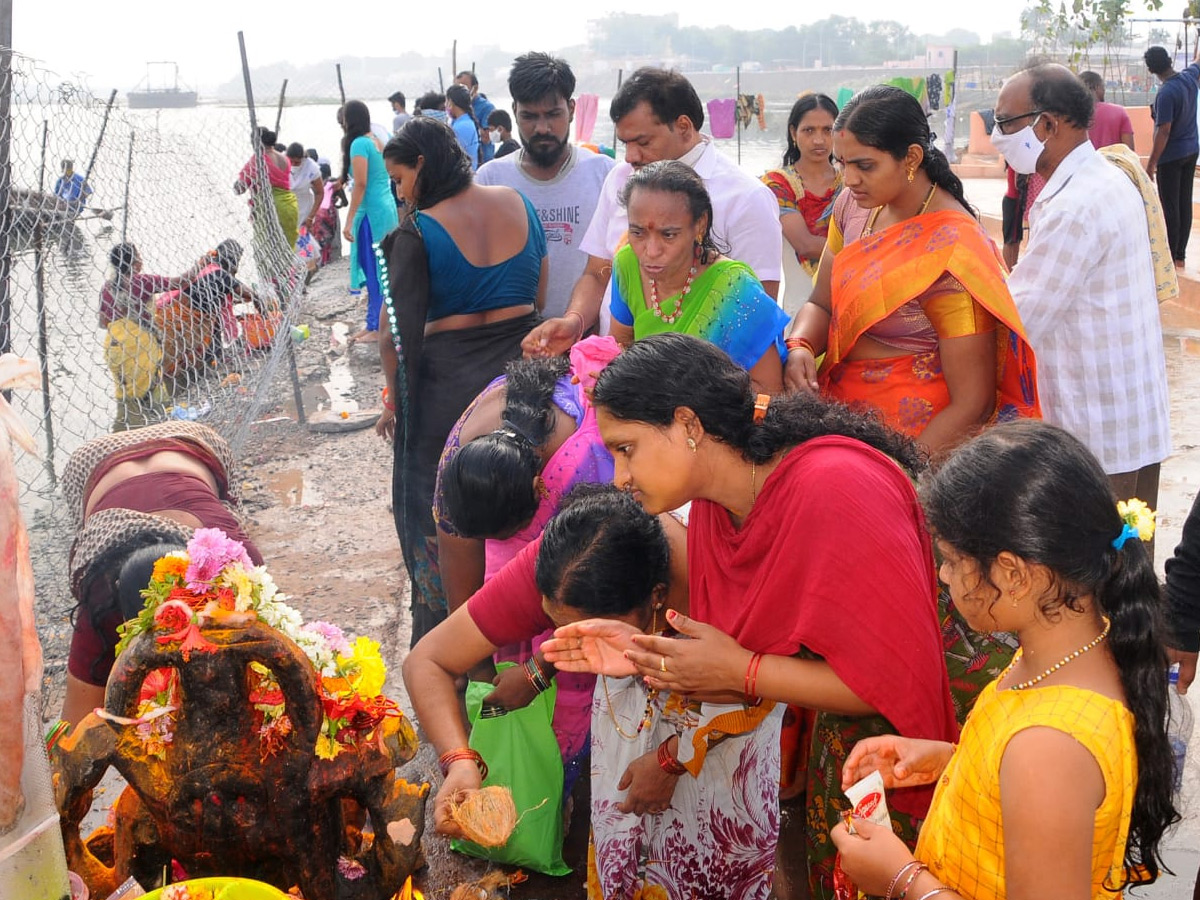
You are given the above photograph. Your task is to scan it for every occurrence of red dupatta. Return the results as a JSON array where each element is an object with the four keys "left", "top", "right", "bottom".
[{"left": 687, "top": 435, "right": 958, "bottom": 816}]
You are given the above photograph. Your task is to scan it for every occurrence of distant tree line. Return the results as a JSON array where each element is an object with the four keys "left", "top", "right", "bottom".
[{"left": 586, "top": 13, "right": 1033, "bottom": 69}]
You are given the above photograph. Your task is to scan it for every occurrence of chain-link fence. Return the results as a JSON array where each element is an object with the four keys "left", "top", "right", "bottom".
[{"left": 0, "top": 46, "right": 345, "bottom": 708}]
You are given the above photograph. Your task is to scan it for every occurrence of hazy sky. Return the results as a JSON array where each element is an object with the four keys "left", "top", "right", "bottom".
[{"left": 12, "top": 0, "right": 1095, "bottom": 90}]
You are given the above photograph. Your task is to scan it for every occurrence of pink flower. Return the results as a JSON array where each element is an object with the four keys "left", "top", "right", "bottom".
[
  {"left": 303, "top": 621, "right": 352, "bottom": 656},
  {"left": 185, "top": 528, "right": 252, "bottom": 591}
]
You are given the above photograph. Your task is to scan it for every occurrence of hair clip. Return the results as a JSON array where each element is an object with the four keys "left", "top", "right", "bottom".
[
  {"left": 1114, "top": 498, "right": 1156, "bottom": 548},
  {"left": 753, "top": 393, "right": 771, "bottom": 425}
]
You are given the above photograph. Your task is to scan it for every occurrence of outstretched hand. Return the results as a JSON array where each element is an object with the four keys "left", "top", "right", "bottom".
[
  {"left": 542, "top": 619, "right": 642, "bottom": 677},
  {"left": 521, "top": 317, "right": 578, "bottom": 359},
  {"left": 841, "top": 735, "right": 953, "bottom": 791},
  {"left": 626, "top": 610, "right": 749, "bottom": 695}
]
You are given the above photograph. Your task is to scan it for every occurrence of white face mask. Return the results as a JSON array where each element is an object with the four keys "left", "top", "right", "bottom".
[
  {"left": 489, "top": 129, "right": 503, "bottom": 143},
  {"left": 991, "top": 117, "right": 1045, "bottom": 175}
]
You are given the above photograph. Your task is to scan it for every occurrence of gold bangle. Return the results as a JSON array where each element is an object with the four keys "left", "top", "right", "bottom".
[{"left": 564, "top": 310, "right": 586, "bottom": 339}]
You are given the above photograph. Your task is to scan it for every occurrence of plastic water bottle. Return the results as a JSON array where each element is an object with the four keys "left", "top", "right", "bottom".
[{"left": 1168, "top": 664, "right": 1194, "bottom": 794}]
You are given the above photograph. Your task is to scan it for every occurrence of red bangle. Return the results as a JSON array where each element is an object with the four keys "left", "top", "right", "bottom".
[
  {"left": 785, "top": 336, "right": 817, "bottom": 356},
  {"left": 381, "top": 387, "right": 395, "bottom": 412},
  {"left": 438, "top": 747, "right": 488, "bottom": 781},
  {"left": 657, "top": 738, "right": 688, "bottom": 776},
  {"left": 744, "top": 652, "right": 764, "bottom": 703}
]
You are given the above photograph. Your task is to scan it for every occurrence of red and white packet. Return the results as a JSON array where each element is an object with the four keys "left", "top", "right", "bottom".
[{"left": 845, "top": 769, "right": 890, "bottom": 827}]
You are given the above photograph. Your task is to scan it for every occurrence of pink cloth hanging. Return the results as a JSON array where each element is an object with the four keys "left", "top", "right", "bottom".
[
  {"left": 707, "top": 98, "right": 737, "bottom": 139},
  {"left": 574, "top": 93, "right": 600, "bottom": 143}
]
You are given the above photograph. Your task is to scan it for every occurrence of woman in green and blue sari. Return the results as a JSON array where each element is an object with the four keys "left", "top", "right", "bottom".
[{"left": 608, "top": 160, "right": 789, "bottom": 395}]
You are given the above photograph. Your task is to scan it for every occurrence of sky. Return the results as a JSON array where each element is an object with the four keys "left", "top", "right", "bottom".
[{"left": 9, "top": 0, "right": 1092, "bottom": 91}]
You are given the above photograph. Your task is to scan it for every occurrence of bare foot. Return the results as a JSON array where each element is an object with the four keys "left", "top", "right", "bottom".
[{"left": 350, "top": 329, "right": 378, "bottom": 345}]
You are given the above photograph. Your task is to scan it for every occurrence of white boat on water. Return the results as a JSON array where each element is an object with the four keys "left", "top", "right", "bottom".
[{"left": 127, "top": 62, "right": 198, "bottom": 110}]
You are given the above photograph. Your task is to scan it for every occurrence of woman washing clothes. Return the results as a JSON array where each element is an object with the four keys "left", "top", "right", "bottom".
[
  {"left": 59, "top": 422, "right": 262, "bottom": 726},
  {"left": 99, "top": 243, "right": 202, "bottom": 430}
]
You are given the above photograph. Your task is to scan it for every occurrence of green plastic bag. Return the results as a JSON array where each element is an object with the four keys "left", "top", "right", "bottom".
[{"left": 451, "top": 663, "right": 571, "bottom": 875}]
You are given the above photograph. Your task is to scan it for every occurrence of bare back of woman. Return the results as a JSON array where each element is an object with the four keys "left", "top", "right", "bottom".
[{"left": 85, "top": 450, "right": 219, "bottom": 527}]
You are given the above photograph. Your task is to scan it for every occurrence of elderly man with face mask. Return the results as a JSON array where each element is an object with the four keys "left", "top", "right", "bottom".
[{"left": 994, "top": 63, "right": 1171, "bottom": 516}]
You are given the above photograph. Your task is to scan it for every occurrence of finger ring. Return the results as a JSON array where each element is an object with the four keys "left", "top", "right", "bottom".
[{"left": 660, "top": 656, "right": 668, "bottom": 673}]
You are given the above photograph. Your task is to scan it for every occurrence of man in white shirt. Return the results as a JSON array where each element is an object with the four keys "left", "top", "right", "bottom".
[
  {"left": 997, "top": 64, "right": 1171, "bottom": 508},
  {"left": 522, "top": 67, "right": 782, "bottom": 356},
  {"left": 476, "top": 52, "right": 616, "bottom": 318},
  {"left": 286, "top": 142, "right": 325, "bottom": 235}
]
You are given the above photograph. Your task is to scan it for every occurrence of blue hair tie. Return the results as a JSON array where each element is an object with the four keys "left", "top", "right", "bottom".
[{"left": 1111, "top": 523, "right": 1139, "bottom": 550}]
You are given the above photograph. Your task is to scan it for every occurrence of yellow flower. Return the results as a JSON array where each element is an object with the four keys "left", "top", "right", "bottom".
[
  {"left": 1118, "top": 498, "right": 1157, "bottom": 543},
  {"left": 315, "top": 732, "right": 344, "bottom": 760},
  {"left": 152, "top": 554, "right": 189, "bottom": 583},
  {"left": 222, "top": 564, "right": 254, "bottom": 610},
  {"left": 338, "top": 636, "right": 387, "bottom": 698}
]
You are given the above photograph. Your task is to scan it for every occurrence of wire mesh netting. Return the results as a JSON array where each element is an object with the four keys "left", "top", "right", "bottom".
[{"left": 0, "top": 48, "right": 341, "bottom": 708}]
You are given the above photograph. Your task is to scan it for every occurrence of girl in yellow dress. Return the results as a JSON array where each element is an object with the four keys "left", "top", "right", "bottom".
[{"left": 832, "top": 420, "right": 1179, "bottom": 900}]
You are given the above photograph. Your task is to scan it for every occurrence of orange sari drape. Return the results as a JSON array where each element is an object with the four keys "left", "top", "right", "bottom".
[{"left": 819, "top": 209, "right": 1040, "bottom": 437}]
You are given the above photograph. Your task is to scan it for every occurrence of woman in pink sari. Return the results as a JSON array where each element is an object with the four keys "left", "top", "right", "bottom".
[
  {"left": 432, "top": 335, "right": 620, "bottom": 784},
  {"left": 234, "top": 126, "right": 299, "bottom": 249}
]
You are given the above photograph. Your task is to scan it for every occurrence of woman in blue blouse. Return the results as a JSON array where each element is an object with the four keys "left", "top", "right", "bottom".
[
  {"left": 339, "top": 99, "right": 400, "bottom": 340},
  {"left": 378, "top": 116, "right": 547, "bottom": 644}
]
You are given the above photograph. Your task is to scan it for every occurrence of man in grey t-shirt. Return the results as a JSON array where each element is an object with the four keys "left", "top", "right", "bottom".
[{"left": 475, "top": 52, "right": 615, "bottom": 318}]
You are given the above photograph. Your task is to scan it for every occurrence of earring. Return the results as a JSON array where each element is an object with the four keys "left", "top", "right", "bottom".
[
  {"left": 907, "top": 166, "right": 915, "bottom": 183},
  {"left": 686, "top": 437, "right": 697, "bottom": 453},
  {"left": 1010, "top": 589, "right": 1019, "bottom": 608}
]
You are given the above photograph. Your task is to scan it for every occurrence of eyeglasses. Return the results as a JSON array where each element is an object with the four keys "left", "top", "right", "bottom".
[{"left": 993, "top": 109, "right": 1045, "bottom": 134}]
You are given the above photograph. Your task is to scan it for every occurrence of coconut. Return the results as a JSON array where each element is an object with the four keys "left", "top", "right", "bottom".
[{"left": 447, "top": 785, "right": 517, "bottom": 848}]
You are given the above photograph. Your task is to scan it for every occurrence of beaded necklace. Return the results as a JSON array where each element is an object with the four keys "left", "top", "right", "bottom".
[
  {"left": 1008, "top": 616, "right": 1111, "bottom": 691},
  {"left": 647, "top": 264, "right": 698, "bottom": 325},
  {"left": 602, "top": 605, "right": 663, "bottom": 740}
]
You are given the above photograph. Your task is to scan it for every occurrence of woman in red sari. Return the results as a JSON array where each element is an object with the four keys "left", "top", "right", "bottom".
[
  {"left": 761, "top": 93, "right": 841, "bottom": 278},
  {"left": 784, "top": 86, "right": 1039, "bottom": 455},
  {"left": 544, "top": 333, "right": 959, "bottom": 898}
]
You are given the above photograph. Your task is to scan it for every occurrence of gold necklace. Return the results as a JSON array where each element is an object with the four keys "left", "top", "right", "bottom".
[
  {"left": 750, "top": 461, "right": 758, "bottom": 507},
  {"left": 1009, "top": 616, "right": 1111, "bottom": 691},
  {"left": 602, "top": 604, "right": 663, "bottom": 740},
  {"left": 864, "top": 183, "right": 938, "bottom": 236}
]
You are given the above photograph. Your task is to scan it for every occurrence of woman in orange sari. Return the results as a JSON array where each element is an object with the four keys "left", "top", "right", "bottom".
[{"left": 784, "top": 85, "right": 1039, "bottom": 455}]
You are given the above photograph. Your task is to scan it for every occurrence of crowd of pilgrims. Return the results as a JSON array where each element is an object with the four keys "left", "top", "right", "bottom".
[{"left": 76, "top": 49, "right": 1200, "bottom": 900}]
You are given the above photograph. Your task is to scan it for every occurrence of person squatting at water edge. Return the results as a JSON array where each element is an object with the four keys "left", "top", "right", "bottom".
[
  {"left": 58, "top": 422, "right": 262, "bottom": 726},
  {"left": 831, "top": 420, "right": 1178, "bottom": 900},
  {"left": 542, "top": 333, "right": 961, "bottom": 898},
  {"left": 407, "top": 485, "right": 788, "bottom": 899},
  {"left": 376, "top": 115, "right": 547, "bottom": 646},
  {"left": 432, "top": 337, "right": 620, "bottom": 797},
  {"left": 607, "top": 160, "right": 790, "bottom": 395},
  {"left": 784, "top": 85, "right": 1041, "bottom": 456},
  {"left": 99, "top": 242, "right": 205, "bottom": 429}
]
